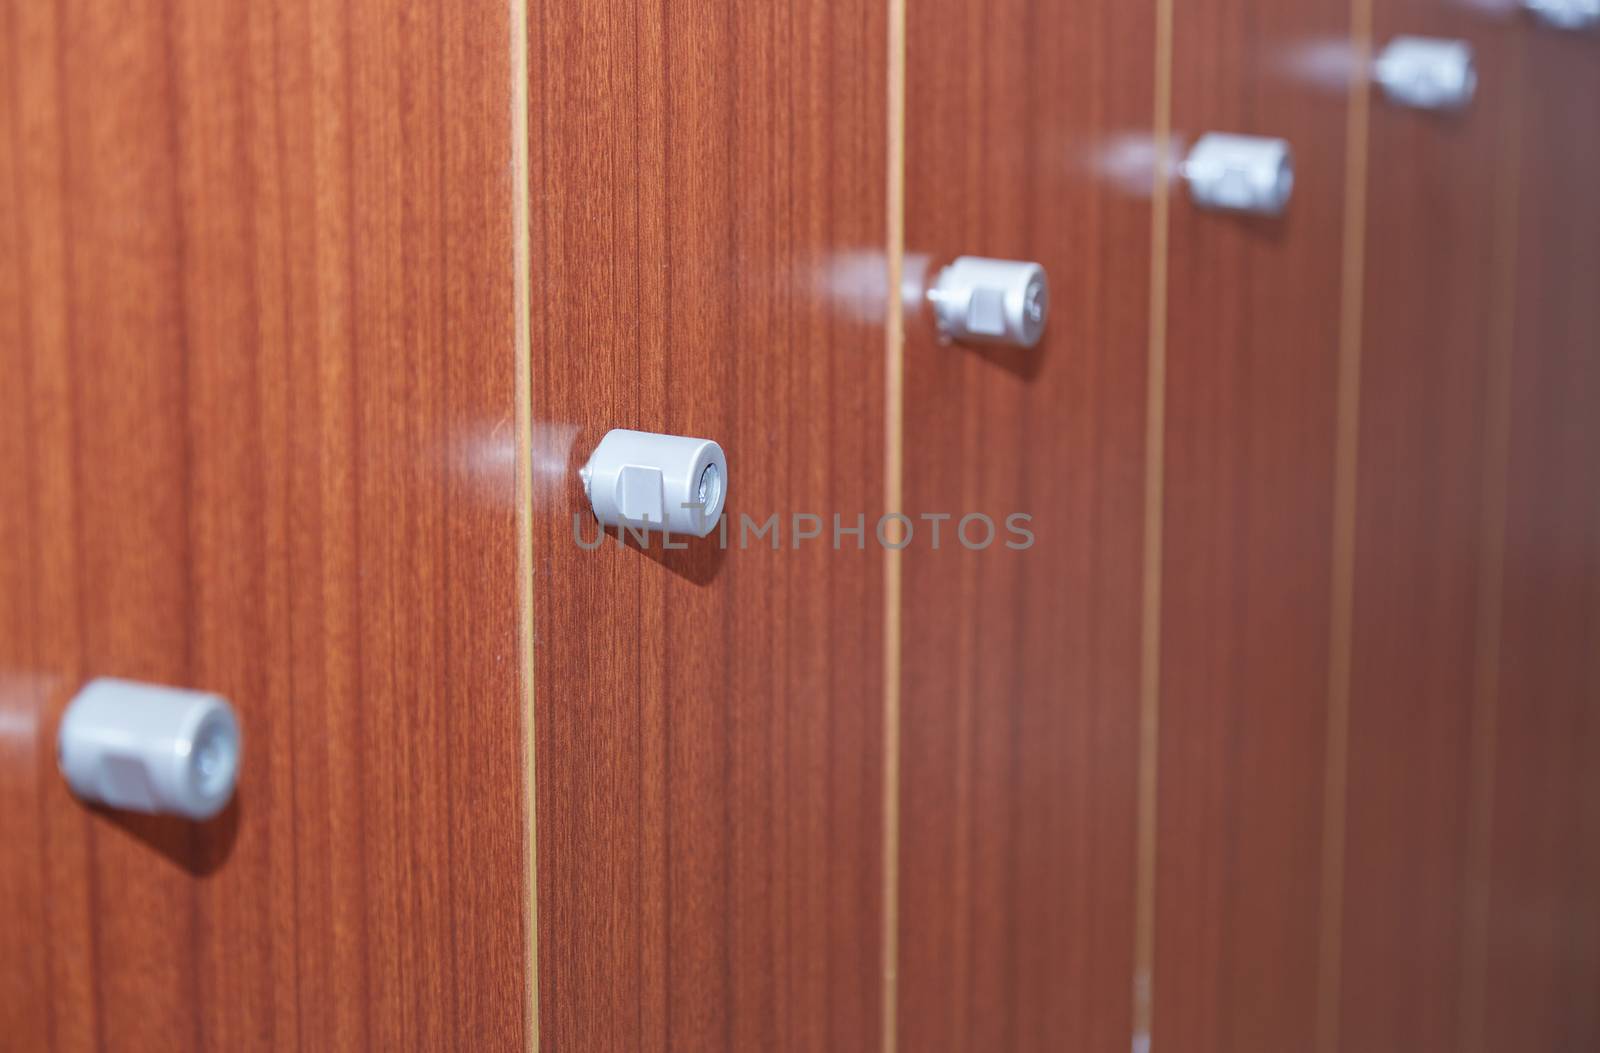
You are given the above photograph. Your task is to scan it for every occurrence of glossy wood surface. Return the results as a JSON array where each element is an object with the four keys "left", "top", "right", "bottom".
[
  {"left": 1151, "top": 0, "right": 1352, "bottom": 1048},
  {"left": 526, "top": 0, "right": 888, "bottom": 1049},
  {"left": 1483, "top": 24, "right": 1600, "bottom": 1053},
  {"left": 1335, "top": 3, "right": 1521, "bottom": 1050},
  {"left": 896, "top": 0, "right": 1154, "bottom": 1049},
  {"left": 5, "top": 0, "right": 1599, "bottom": 1049},
  {"left": 0, "top": 1, "right": 529, "bottom": 1049}
]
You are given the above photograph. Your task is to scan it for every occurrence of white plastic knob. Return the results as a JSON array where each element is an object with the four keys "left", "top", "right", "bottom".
[
  {"left": 58, "top": 678, "right": 242, "bottom": 820},
  {"left": 1181, "top": 133, "right": 1295, "bottom": 217},
  {"left": 1375, "top": 37, "right": 1477, "bottom": 111},
  {"left": 581, "top": 428, "right": 728, "bottom": 538},
  {"left": 1523, "top": 0, "right": 1599, "bottom": 30},
  {"left": 928, "top": 257, "right": 1050, "bottom": 348}
]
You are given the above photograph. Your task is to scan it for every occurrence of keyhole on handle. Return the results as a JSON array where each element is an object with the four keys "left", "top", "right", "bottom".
[{"left": 698, "top": 463, "right": 723, "bottom": 517}]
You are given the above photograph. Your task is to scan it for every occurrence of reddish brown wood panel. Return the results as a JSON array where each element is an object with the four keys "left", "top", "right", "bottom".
[
  {"left": 897, "top": 1, "right": 1154, "bottom": 1049},
  {"left": 1151, "top": 0, "right": 1352, "bottom": 1049},
  {"left": 1483, "top": 24, "right": 1600, "bottom": 1053},
  {"left": 0, "top": 1, "right": 528, "bottom": 1049},
  {"left": 526, "top": 1, "right": 887, "bottom": 1049},
  {"left": 1334, "top": 4, "right": 1522, "bottom": 1051}
]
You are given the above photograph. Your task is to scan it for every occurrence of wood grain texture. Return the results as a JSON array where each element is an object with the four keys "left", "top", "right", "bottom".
[
  {"left": 526, "top": 1, "right": 887, "bottom": 1049},
  {"left": 897, "top": 0, "right": 1155, "bottom": 1049},
  {"left": 0, "top": 1, "right": 529, "bottom": 1049},
  {"left": 1151, "top": 0, "right": 1352, "bottom": 1048},
  {"left": 1482, "top": 24, "right": 1600, "bottom": 1053},
  {"left": 1334, "top": 3, "right": 1522, "bottom": 1050}
]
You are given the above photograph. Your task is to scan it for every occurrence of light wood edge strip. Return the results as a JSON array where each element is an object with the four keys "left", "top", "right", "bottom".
[
  {"left": 1314, "top": 5, "right": 1373, "bottom": 1052},
  {"left": 510, "top": 0, "right": 538, "bottom": 1046},
  {"left": 881, "top": 0, "right": 906, "bottom": 1048},
  {"left": 881, "top": 0, "right": 907, "bottom": 1045},
  {"left": 1131, "top": 0, "right": 1174, "bottom": 1045},
  {"left": 1458, "top": 31, "right": 1524, "bottom": 1053}
]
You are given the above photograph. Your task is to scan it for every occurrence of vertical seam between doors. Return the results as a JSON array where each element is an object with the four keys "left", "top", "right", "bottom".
[
  {"left": 1131, "top": 0, "right": 1173, "bottom": 1047},
  {"left": 510, "top": 0, "right": 537, "bottom": 1047},
  {"left": 1458, "top": 31, "right": 1524, "bottom": 1053},
  {"left": 881, "top": 0, "right": 906, "bottom": 1048},
  {"left": 1315, "top": 1, "right": 1373, "bottom": 1050}
]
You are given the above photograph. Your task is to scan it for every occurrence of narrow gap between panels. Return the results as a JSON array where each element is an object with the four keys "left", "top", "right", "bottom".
[
  {"left": 510, "top": 0, "right": 538, "bottom": 1048},
  {"left": 1457, "top": 31, "right": 1524, "bottom": 1053},
  {"left": 1313, "top": 0, "right": 1374, "bottom": 1049},
  {"left": 1131, "top": 0, "right": 1175, "bottom": 1047},
  {"left": 880, "top": 0, "right": 907, "bottom": 1049}
]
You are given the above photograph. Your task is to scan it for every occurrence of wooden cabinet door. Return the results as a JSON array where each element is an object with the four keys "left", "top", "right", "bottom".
[
  {"left": 1152, "top": 0, "right": 1353, "bottom": 1046},
  {"left": 1479, "top": 23, "right": 1600, "bottom": 1053},
  {"left": 524, "top": 1, "right": 889, "bottom": 1050},
  {"left": 1336, "top": 1, "right": 1522, "bottom": 1049},
  {"left": 896, "top": 1, "right": 1155, "bottom": 1049},
  {"left": 4, "top": 1, "right": 1597, "bottom": 1051},
  {"left": 0, "top": 3, "right": 531, "bottom": 1049}
]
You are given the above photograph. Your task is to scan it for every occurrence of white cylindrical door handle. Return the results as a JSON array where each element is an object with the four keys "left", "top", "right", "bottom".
[
  {"left": 1374, "top": 37, "right": 1477, "bottom": 111},
  {"left": 927, "top": 256, "right": 1050, "bottom": 349},
  {"left": 582, "top": 429, "right": 728, "bottom": 538},
  {"left": 58, "top": 678, "right": 242, "bottom": 820},
  {"left": 1523, "top": 0, "right": 1599, "bottom": 30},
  {"left": 1181, "top": 133, "right": 1295, "bottom": 217}
]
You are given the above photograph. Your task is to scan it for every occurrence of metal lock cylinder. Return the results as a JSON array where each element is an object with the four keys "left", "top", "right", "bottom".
[
  {"left": 582, "top": 428, "right": 728, "bottom": 538},
  {"left": 1181, "top": 133, "right": 1295, "bottom": 217},
  {"left": 1523, "top": 0, "right": 1599, "bottom": 30},
  {"left": 58, "top": 678, "right": 242, "bottom": 820},
  {"left": 1375, "top": 37, "right": 1477, "bottom": 111},
  {"left": 928, "top": 256, "right": 1050, "bottom": 349}
]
